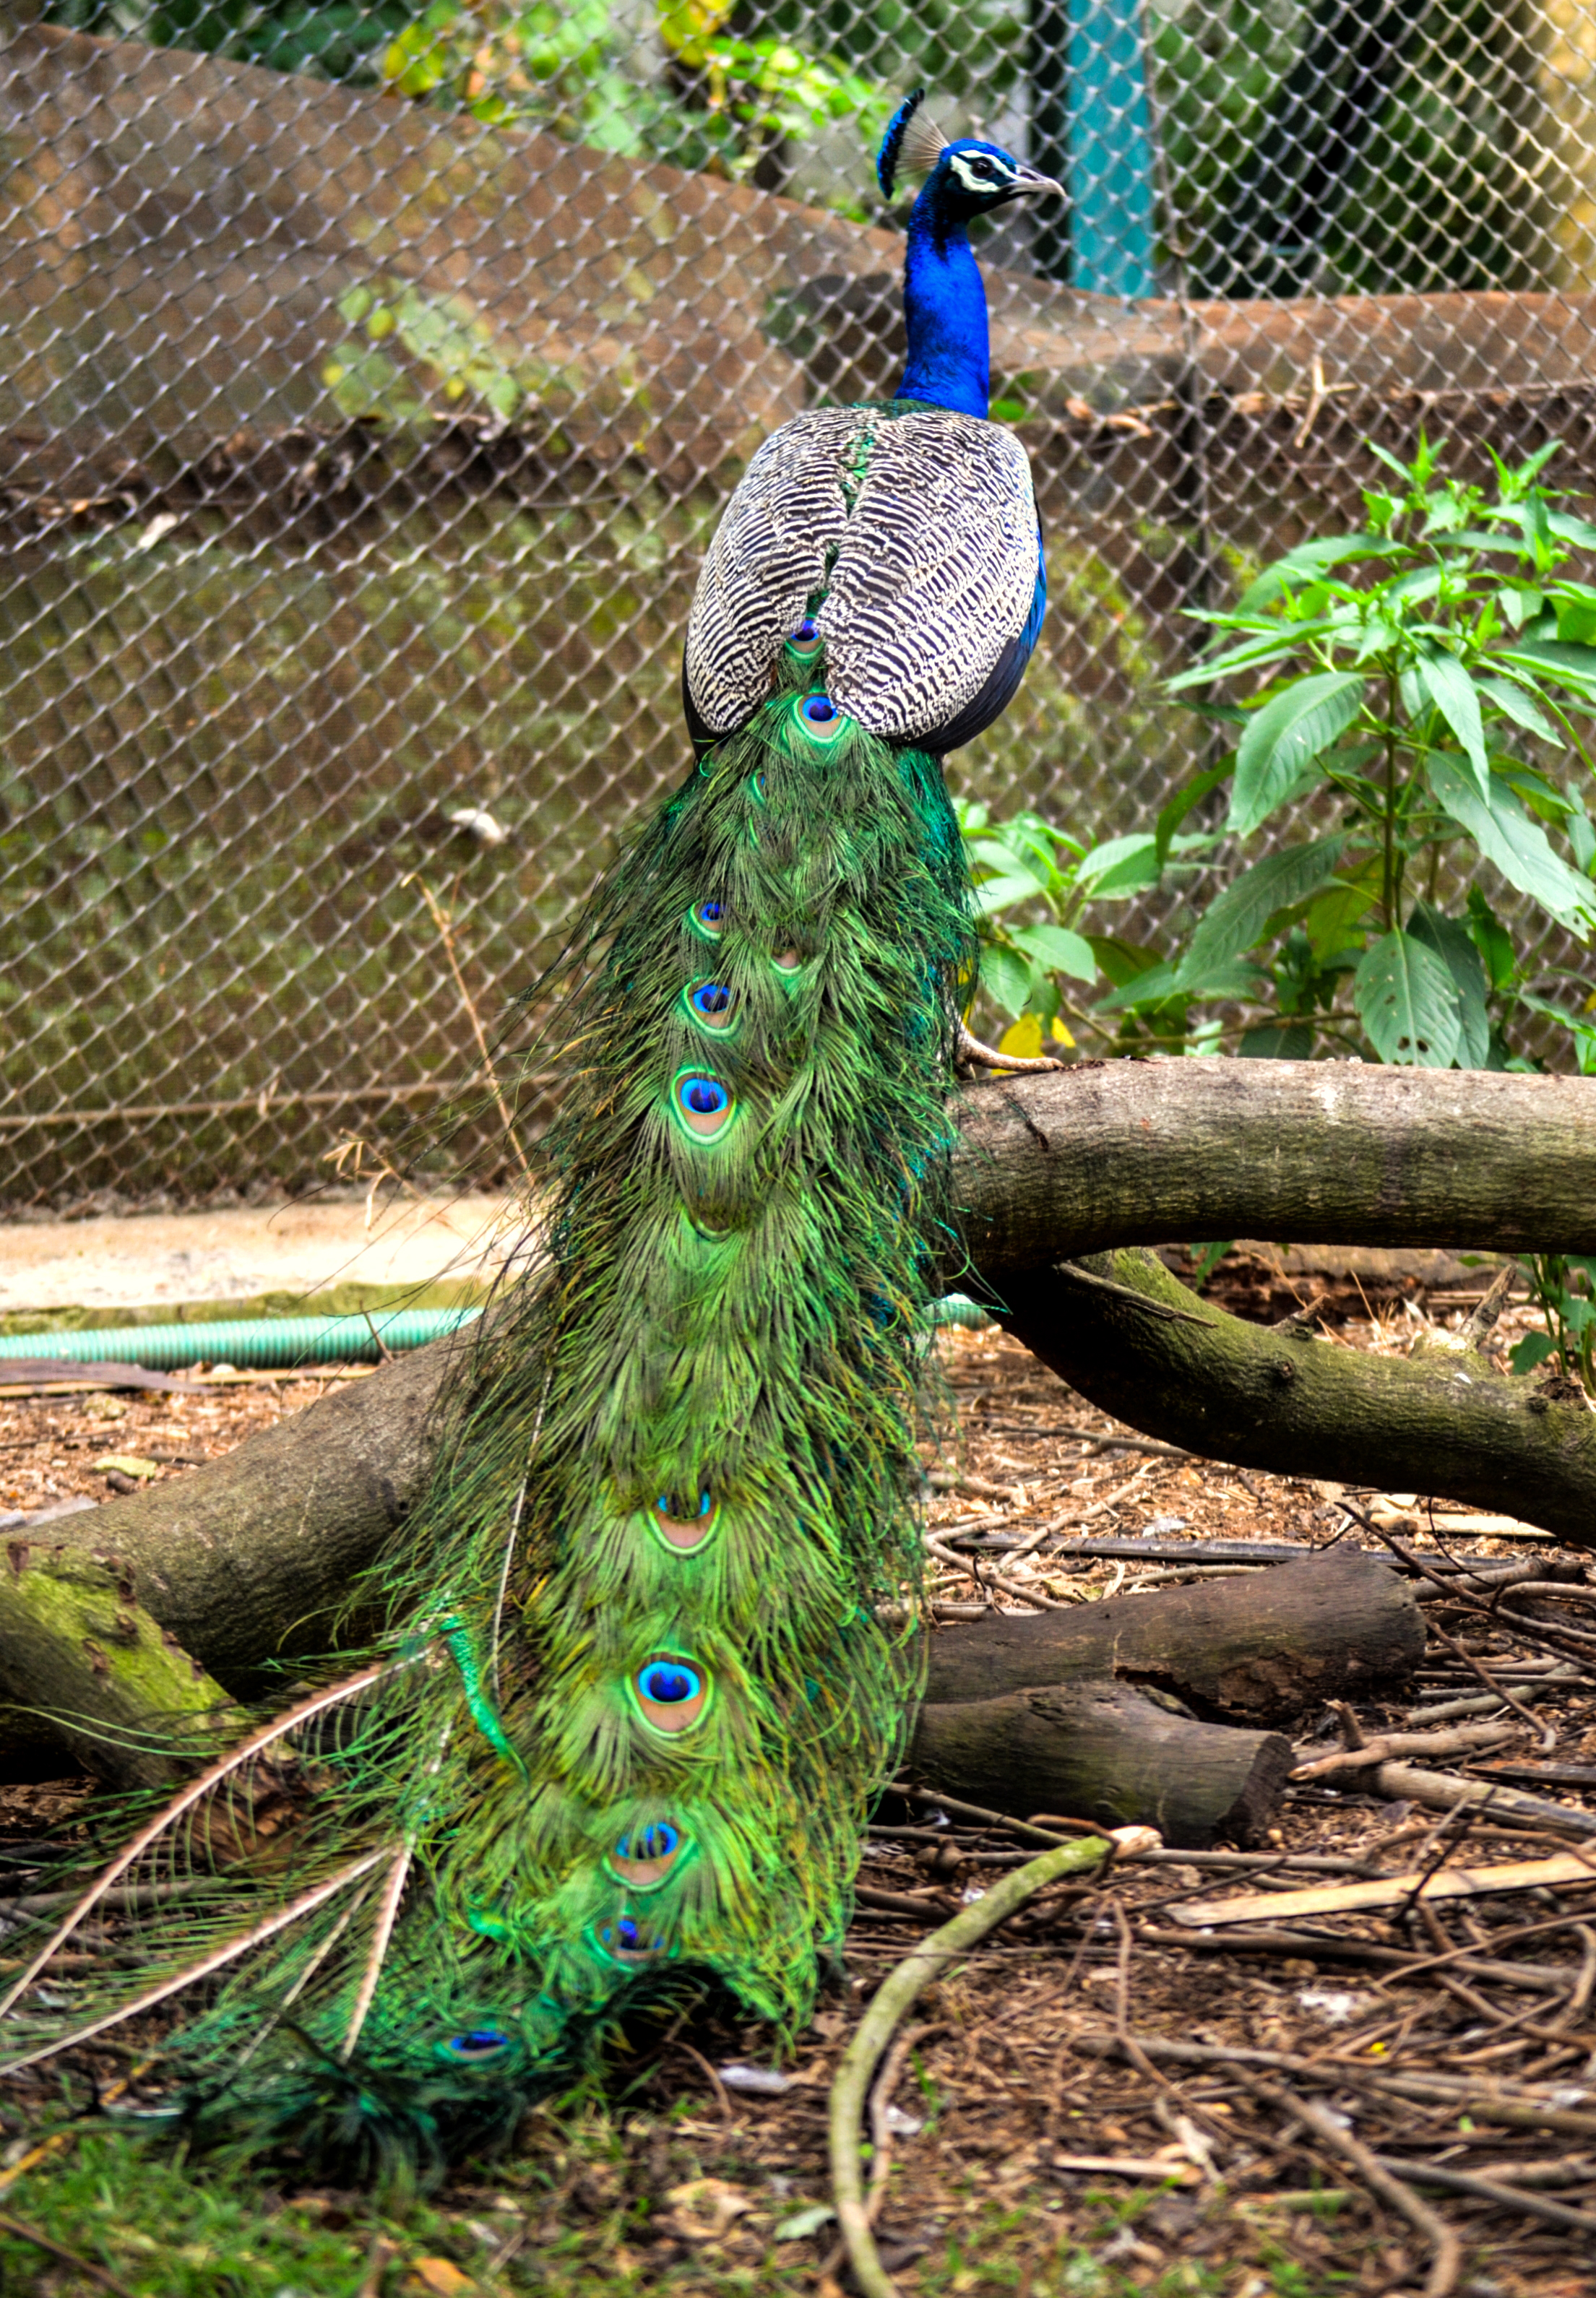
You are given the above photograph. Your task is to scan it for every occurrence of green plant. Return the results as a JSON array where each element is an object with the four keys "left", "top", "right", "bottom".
[
  {"left": 1514, "top": 1253, "right": 1596, "bottom": 1391},
  {"left": 1101, "top": 436, "right": 1596, "bottom": 1071},
  {"left": 957, "top": 796, "right": 1212, "bottom": 1056},
  {"left": 380, "top": 0, "right": 890, "bottom": 196}
]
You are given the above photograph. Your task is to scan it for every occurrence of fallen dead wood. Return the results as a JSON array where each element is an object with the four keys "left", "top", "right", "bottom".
[
  {"left": 1170, "top": 1847, "right": 1596, "bottom": 1927},
  {"left": 1074, "top": 2030, "right": 1596, "bottom": 2141},
  {"left": 910, "top": 1678, "right": 1293, "bottom": 1849},
  {"left": 1355, "top": 1760, "right": 1596, "bottom": 1835},
  {"left": 1291, "top": 1716, "right": 1518, "bottom": 1776},
  {"left": 924, "top": 1549, "right": 1423, "bottom": 1723}
]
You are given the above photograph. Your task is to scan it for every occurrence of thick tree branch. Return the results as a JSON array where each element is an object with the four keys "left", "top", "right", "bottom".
[
  {"left": 998, "top": 1248, "right": 1596, "bottom": 1542},
  {"left": 951, "top": 1061, "right": 1596, "bottom": 1278}
]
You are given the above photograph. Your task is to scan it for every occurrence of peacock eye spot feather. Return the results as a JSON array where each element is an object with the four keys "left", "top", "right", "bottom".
[
  {"left": 639, "top": 1660, "right": 699, "bottom": 1704},
  {"left": 595, "top": 1914, "right": 664, "bottom": 1964},
  {"left": 672, "top": 1070, "right": 734, "bottom": 1141},
  {"left": 795, "top": 618, "right": 818, "bottom": 642},
  {"left": 687, "top": 980, "right": 736, "bottom": 1030},
  {"left": 803, "top": 696, "right": 837, "bottom": 724},
  {"left": 634, "top": 1652, "right": 709, "bottom": 1732},
  {"left": 689, "top": 898, "right": 726, "bottom": 941},
  {"left": 651, "top": 1489, "right": 717, "bottom": 1552},
  {"left": 618, "top": 1820, "right": 681, "bottom": 1862},
  {"left": 442, "top": 2028, "right": 511, "bottom": 2062}
]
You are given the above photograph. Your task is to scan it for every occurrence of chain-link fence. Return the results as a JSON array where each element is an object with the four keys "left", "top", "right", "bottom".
[{"left": 1, "top": 0, "right": 1594, "bottom": 1207}]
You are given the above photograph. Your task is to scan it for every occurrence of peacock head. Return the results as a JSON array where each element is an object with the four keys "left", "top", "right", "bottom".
[{"left": 876, "top": 90, "right": 1061, "bottom": 217}]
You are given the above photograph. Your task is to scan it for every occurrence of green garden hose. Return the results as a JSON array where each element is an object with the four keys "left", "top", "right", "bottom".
[{"left": 0, "top": 1308, "right": 483, "bottom": 1370}]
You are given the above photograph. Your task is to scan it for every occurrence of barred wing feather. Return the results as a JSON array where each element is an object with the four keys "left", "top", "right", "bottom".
[{"left": 684, "top": 406, "right": 1040, "bottom": 752}]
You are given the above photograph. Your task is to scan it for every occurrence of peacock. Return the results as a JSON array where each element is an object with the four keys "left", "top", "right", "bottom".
[{"left": 0, "top": 95, "right": 1060, "bottom": 2182}]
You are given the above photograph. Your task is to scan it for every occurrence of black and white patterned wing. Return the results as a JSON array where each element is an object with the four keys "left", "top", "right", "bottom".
[
  {"left": 682, "top": 409, "right": 855, "bottom": 741},
  {"left": 822, "top": 412, "right": 1039, "bottom": 748},
  {"left": 683, "top": 405, "right": 1041, "bottom": 753}
]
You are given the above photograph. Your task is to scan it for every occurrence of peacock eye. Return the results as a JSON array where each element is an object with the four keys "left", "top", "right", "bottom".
[
  {"left": 674, "top": 1073, "right": 732, "bottom": 1137},
  {"left": 616, "top": 1820, "right": 681, "bottom": 1864},
  {"left": 689, "top": 981, "right": 736, "bottom": 1027},
  {"left": 639, "top": 1659, "right": 701, "bottom": 1705},
  {"left": 802, "top": 696, "right": 837, "bottom": 724},
  {"left": 596, "top": 1914, "right": 663, "bottom": 1963},
  {"left": 443, "top": 2027, "right": 510, "bottom": 2061},
  {"left": 634, "top": 1654, "right": 709, "bottom": 1732},
  {"left": 691, "top": 898, "right": 726, "bottom": 939},
  {"left": 652, "top": 1488, "right": 717, "bottom": 1552}
]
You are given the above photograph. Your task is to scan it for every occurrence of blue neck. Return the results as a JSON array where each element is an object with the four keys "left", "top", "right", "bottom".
[{"left": 896, "top": 194, "right": 990, "bottom": 420}]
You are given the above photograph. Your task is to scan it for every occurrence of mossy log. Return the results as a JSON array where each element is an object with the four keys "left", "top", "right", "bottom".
[
  {"left": 995, "top": 1249, "right": 1596, "bottom": 1544},
  {"left": 0, "top": 1539, "right": 230, "bottom": 1787}
]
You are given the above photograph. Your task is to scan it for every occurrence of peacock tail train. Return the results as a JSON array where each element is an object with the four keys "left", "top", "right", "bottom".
[
  {"left": 0, "top": 101, "right": 1058, "bottom": 2182},
  {"left": 0, "top": 658, "right": 975, "bottom": 2178}
]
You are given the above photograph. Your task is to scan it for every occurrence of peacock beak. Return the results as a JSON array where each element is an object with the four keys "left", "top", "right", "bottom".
[{"left": 1006, "top": 167, "right": 1064, "bottom": 200}]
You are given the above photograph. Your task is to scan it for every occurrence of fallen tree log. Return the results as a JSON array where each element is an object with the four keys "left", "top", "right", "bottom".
[
  {"left": 909, "top": 1680, "right": 1294, "bottom": 1848},
  {"left": 996, "top": 1248, "right": 1596, "bottom": 1545},
  {"left": 953, "top": 1060, "right": 1596, "bottom": 1274},
  {"left": 923, "top": 1548, "right": 1423, "bottom": 1723}
]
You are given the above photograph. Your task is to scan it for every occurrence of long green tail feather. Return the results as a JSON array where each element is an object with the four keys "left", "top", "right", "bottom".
[{"left": 0, "top": 649, "right": 975, "bottom": 2176}]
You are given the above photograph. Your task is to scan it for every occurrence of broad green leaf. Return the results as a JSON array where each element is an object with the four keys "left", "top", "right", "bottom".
[
  {"left": 1414, "top": 650, "right": 1489, "bottom": 799},
  {"left": 1353, "top": 930, "right": 1465, "bottom": 1067},
  {"left": 1303, "top": 873, "right": 1379, "bottom": 964},
  {"left": 1086, "top": 935, "right": 1165, "bottom": 990},
  {"left": 1466, "top": 887, "right": 1517, "bottom": 990},
  {"left": 1155, "top": 763, "right": 1230, "bottom": 868},
  {"left": 1408, "top": 904, "right": 1491, "bottom": 1068},
  {"left": 1498, "top": 639, "right": 1596, "bottom": 701},
  {"left": 1511, "top": 1331, "right": 1558, "bottom": 1374},
  {"left": 1180, "top": 837, "right": 1347, "bottom": 980},
  {"left": 1165, "top": 621, "right": 1337, "bottom": 693},
  {"left": 1096, "top": 956, "right": 1267, "bottom": 1014},
  {"left": 1570, "top": 811, "right": 1596, "bottom": 875},
  {"left": 1010, "top": 923, "right": 1097, "bottom": 983},
  {"left": 1075, "top": 834, "right": 1163, "bottom": 898},
  {"left": 1228, "top": 674, "right": 1364, "bottom": 836},
  {"left": 1233, "top": 533, "right": 1389, "bottom": 615},
  {"left": 1548, "top": 510, "right": 1596, "bottom": 550},
  {"left": 978, "top": 943, "right": 1032, "bottom": 1017},
  {"left": 1426, "top": 753, "right": 1595, "bottom": 931},
  {"left": 1475, "top": 673, "right": 1558, "bottom": 743},
  {"left": 975, "top": 872, "right": 1047, "bottom": 917}
]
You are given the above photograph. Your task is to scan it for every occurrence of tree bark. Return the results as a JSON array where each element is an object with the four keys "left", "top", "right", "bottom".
[
  {"left": 998, "top": 1249, "right": 1596, "bottom": 1543},
  {"left": 0, "top": 1544, "right": 230, "bottom": 1787},
  {"left": 923, "top": 1549, "right": 1423, "bottom": 1724},
  {"left": 952, "top": 1060, "right": 1596, "bottom": 1278},
  {"left": 910, "top": 1681, "right": 1295, "bottom": 1848}
]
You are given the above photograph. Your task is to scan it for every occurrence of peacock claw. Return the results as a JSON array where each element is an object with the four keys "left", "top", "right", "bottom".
[{"left": 954, "top": 1021, "right": 1067, "bottom": 1075}]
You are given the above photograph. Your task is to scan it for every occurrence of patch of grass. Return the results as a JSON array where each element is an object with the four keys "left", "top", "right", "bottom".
[{"left": 0, "top": 2130, "right": 384, "bottom": 2295}]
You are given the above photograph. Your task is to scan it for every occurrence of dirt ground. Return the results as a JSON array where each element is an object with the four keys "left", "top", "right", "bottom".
[{"left": 1, "top": 1260, "right": 1595, "bottom": 2297}]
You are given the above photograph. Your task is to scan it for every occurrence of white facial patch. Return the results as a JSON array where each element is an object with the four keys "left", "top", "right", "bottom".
[{"left": 947, "top": 153, "right": 1014, "bottom": 196}]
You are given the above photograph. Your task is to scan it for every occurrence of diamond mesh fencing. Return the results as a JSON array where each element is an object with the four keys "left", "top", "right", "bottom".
[{"left": 1, "top": 0, "right": 1592, "bottom": 1206}]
